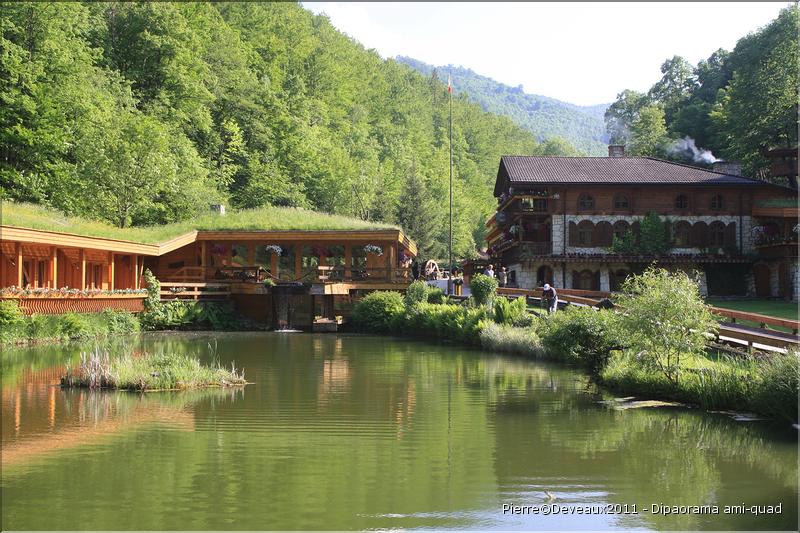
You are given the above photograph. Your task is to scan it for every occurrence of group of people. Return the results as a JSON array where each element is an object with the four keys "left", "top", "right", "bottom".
[{"left": 482, "top": 263, "right": 558, "bottom": 314}]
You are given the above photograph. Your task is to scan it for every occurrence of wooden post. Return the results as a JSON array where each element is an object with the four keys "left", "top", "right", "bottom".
[
  {"left": 344, "top": 244, "right": 352, "bottom": 280},
  {"left": 108, "top": 252, "right": 115, "bottom": 290},
  {"left": 0, "top": 249, "right": 5, "bottom": 288},
  {"left": 133, "top": 254, "right": 139, "bottom": 289},
  {"left": 270, "top": 252, "right": 278, "bottom": 279},
  {"left": 200, "top": 241, "right": 207, "bottom": 280},
  {"left": 387, "top": 242, "right": 396, "bottom": 281},
  {"left": 295, "top": 247, "right": 302, "bottom": 280},
  {"left": 16, "top": 242, "right": 22, "bottom": 287},
  {"left": 80, "top": 249, "right": 87, "bottom": 290},
  {"left": 51, "top": 247, "right": 58, "bottom": 289}
]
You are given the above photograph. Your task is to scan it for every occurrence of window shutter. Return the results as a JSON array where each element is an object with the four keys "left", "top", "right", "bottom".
[
  {"left": 572, "top": 271, "right": 579, "bottom": 289},
  {"left": 725, "top": 222, "right": 737, "bottom": 248},
  {"left": 593, "top": 271, "right": 601, "bottom": 291},
  {"left": 631, "top": 221, "right": 641, "bottom": 244},
  {"left": 569, "top": 222, "right": 578, "bottom": 246},
  {"left": 664, "top": 221, "right": 672, "bottom": 245},
  {"left": 691, "top": 222, "right": 708, "bottom": 247}
]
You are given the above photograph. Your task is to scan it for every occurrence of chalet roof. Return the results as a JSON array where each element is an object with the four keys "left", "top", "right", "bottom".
[{"left": 494, "top": 156, "right": 772, "bottom": 196}]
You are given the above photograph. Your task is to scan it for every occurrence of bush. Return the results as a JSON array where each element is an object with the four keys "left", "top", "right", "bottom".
[
  {"left": 0, "top": 300, "right": 25, "bottom": 342},
  {"left": 26, "top": 314, "right": 61, "bottom": 341},
  {"left": 470, "top": 274, "right": 498, "bottom": 307},
  {"left": 539, "top": 306, "right": 621, "bottom": 372},
  {"left": 427, "top": 286, "right": 446, "bottom": 305},
  {"left": 58, "top": 312, "right": 95, "bottom": 340},
  {"left": 480, "top": 322, "right": 543, "bottom": 357},
  {"left": 616, "top": 268, "right": 717, "bottom": 385},
  {"left": 403, "top": 302, "right": 489, "bottom": 344},
  {"left": 493, "top": 296, "right": 527, "bottom": 326},
  {"left": 404, "top": 280, "right": 429, "bottom": 308},
  {"left": 101, "top": 309, "right": 141, "bottom": 335},
  {"left": 352, "top": 291, "right": 405, "bottom": 333}
]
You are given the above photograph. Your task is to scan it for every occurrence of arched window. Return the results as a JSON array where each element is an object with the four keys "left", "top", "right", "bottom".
[
  {"left": 673, "top": 221, "right": 691, "bottom": 247},
  {"left": 578, "top": 194, "right": 595, "bottom": 210},
  {"left": 710, "top": 194, "right": 724, "bottom": 210},
  {"left": 613, "top": 220, "right": 630, "bottom": 240},
  {"left": 675, "top": 195, "right": 689, "bottom": 209},
  {"left": 577, "top": 220, "right": 594, "bottom": 246},
  {"left": 709, "top": 221, "right": 726, "bottom": 247},
  {"left": 613, "top": 194, "right": 630, "bottom": 209}
]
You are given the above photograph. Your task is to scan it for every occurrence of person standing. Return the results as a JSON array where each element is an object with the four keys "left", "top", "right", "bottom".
[
  {"left": 543, "top": 283, "right": 558, "bottom": 314},
  {"left": 483, "top": 264, "right": 495, "bottom": 278},
  {"left": 498, "top": 266, "right": 508, "bottom": 287}
]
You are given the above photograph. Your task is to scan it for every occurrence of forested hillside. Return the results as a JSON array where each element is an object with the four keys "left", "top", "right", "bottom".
[
  {"left": 604, "top": 5, "right": 798, "bottom": 181},
  {"left": 0, "top": 2, "right": 574, "bottom": 260},
  {"left": 398, "top": 57, "right": 609, "bottom": 156}
]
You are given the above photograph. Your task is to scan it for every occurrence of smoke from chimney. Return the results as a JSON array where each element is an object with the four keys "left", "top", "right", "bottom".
[{"left": 667, "top": 137, "right": 719, "bottom": 164}]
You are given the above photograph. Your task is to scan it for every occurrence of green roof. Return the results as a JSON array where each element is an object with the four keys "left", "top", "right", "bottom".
[{"left": 1, "top": 202, "right": 399, "bottom": 245}]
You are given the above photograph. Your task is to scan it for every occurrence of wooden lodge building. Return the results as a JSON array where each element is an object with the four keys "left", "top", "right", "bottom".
[
  {"left": 486, "top": 146, "right": 799, "bottom": 299},
  {"left": 0, "top": 215, "right": 417, "bottom": 328}
]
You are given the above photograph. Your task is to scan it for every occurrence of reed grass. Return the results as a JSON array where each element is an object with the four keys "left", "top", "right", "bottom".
[{"left": 60, "top": 349, "right": 247, "bottom": 391}]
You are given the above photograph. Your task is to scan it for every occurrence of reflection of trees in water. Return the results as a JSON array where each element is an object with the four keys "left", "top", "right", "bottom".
[{"left": 491, "top": 392, "right": 798, "bottom": 531}]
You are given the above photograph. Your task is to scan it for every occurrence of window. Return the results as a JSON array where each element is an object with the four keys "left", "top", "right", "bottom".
[
  {"left": 673, "top": 221, "right": 691, "bottom": 247},
  {"left": 579, "top": 270, "right": 595, "bottom": 290},
  {"left": 532, "top": 199, "right": 548, "bottom": 212},
  {"left": 578, "top": 194, "right": 594, "bottom": 210},
  {"left": 709, "top": 222, "right": 726, "bottom": 247},
  {"left": 710, "top": 194, "right": 724, "bottom": 210},
  {"left": 675, "top": 195, "right": 689, "bottom": 209},
  {"left": 231, "top": 244, "right": 250, "bottom": 266},
  {"left": 613, "top": 194, "right": 629, "bottom": 209},
  {"left": 613, "top": 221, "right": 630, "bottom": 240},
  {"left": 577, "top": 221, "right": 594, "bottom": 246}
]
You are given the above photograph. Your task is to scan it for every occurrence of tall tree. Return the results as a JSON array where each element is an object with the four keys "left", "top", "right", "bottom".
[
  {"left": 628, "top": 105, "right": 668, "bottom": 157},
  {"left": 604, "top": 90, "right": 649, "bottom": 145}
]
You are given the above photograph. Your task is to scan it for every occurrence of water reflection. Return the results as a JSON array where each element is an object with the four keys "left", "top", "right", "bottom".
[{"left": 1, "top": 333, "right": 796, "bottom": 531}]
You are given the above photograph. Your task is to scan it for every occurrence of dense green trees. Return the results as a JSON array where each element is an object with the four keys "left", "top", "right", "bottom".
[
  {"left": 605, "top": 5, "right": 798, "bottom": 178},
  {"left": 1, "top": 2, "right": 555, "bottom": 258},
  {"left": 398, "top": 57, "right": 607, "bottom": 155}
]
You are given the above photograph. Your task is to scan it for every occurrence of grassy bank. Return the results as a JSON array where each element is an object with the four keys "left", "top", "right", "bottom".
[
  {"left": 352, "top": 275, "right": 799, "bottom": 422},
  {"left": 61, "top": 350, "right": 247, "bottom": 391}
]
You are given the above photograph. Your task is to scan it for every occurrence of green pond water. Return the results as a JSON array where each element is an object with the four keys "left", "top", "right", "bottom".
[{"left": 1, "top": 332, "right": 797, "bottom": 530}]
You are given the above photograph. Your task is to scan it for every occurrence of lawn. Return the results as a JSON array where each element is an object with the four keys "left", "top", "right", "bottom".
[
  {"left": 705, "top": 298, "right": 798, "bottom": 321},
  {"left": 1, "top": 201, "right": 399, "bottom": 245}
]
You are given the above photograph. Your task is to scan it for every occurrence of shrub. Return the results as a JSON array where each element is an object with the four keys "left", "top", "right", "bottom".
[
  {"left": 427, "top": 286, "right": 446, "bottom": 304},
  {"left": 480, "top": 322, "right": 543, "bottom": 357},
  {"left": 0, "top": 300, "right": 25, "bottom": 342},
  {"left": 404, "top": 280, "right": 429, "bottom": 308},
  {"left": 403, "top": 302, "right": 489, "bottom": 344},
  {"left": 493, "top": 296, "right": 527, "bottom": 326},
  {"left": 470, "top": 274, "right": 498, "bottom": 307},
  {"left": 352, "top": 291, "right": 405, "bottom": 333},
  {"left": 539, "top": 306, "right": 621, "bottom": 372},
  {"left": 616, "top": 268, "right": 717, "bottom": 385},
  {"left": 27, "top": 313, "right": 61, "bottom": 341},
  {"left": 58, "top": 312, "right": 94, "bottom": 340},
  {"left": 143, "top": 268, "right": 160, "bottom": 311},
  {"left": 101, "top": 309, "right": 141, "bottom": 335}
]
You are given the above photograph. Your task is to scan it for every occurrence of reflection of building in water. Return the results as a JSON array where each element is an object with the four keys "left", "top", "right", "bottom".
[
  {"left": 2, "top": 366, "right": 240, "bottom": 468},
  {"left": 394, "top": 379, "right": 416, "bottom": 440},
  {"left": 317, "top": 357, "right": 351, "bottom": 407}
]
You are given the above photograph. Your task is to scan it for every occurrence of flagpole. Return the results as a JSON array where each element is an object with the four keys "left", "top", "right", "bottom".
[{"left": 448, "top": 73, "right": 453, "bottom": 295}]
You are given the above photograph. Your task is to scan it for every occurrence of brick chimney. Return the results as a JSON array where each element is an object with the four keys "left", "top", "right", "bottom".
[
  {"left": 712, "top": 161, "right": 742, "bottom": 176},
  {"left": 608, "top": 145, "right": 625, "bottom": 158}
]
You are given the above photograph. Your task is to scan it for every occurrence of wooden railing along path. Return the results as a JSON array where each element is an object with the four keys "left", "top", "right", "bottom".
[{"left": 496, "top": 287, "right": 799, "bottom": 352}]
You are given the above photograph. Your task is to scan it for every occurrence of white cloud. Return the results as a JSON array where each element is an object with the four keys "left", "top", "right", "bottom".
[{"left": 304, "top": 1, "right": 786, "bottom": 105}]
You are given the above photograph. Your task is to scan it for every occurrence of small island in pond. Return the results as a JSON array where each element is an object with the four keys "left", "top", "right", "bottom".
[{"left": 60, "top": 350, "right": 247, "bottom": 391}]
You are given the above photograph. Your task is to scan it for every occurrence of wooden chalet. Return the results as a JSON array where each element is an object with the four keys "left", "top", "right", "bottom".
[
  {"left": 0, "top": 217, "right": 417, "bottom": 327},
  {"left": 487, "top": 146, "right": 798, "bottom": 299}
]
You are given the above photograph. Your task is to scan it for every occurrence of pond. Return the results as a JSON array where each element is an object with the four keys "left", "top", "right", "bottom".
[{"left": 2, "top": 332, "right": 797, "bottom": 530}]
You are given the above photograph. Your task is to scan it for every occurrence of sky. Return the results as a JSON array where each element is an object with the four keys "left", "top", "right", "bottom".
[{"left": 302, "top": 2, "right": 788, "bottom": 106}]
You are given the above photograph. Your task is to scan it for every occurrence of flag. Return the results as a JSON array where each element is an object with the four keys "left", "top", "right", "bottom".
[{"left": 448, "top": 74, "right": 452, "bottom": 93}]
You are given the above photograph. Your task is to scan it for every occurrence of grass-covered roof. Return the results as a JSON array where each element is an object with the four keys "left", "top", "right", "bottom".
[{"left": 1, "top": 202, "right": 400, "bottom": 245}]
